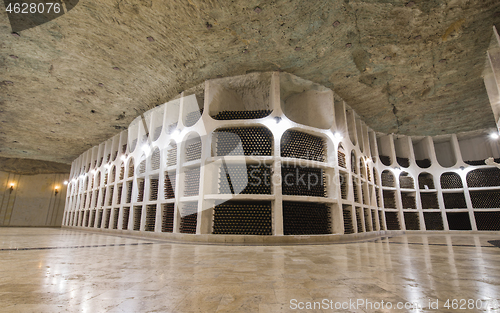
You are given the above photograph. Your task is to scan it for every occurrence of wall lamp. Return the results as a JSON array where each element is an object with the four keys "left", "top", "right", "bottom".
[
  {"left": 54, "top": 186, "right": 60, "bottom": 196},
  {"left": 9, "top": 183, "right": 14, "bottom": 194}
]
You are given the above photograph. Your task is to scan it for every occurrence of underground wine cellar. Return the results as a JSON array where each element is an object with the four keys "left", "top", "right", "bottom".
[{"left": 62, "top": 72, "right": 500, "bottom": 242}]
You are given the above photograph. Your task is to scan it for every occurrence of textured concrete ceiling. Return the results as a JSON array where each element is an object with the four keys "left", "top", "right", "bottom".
[{"left": 1, "top": 0, "right": 500, "bottom": 164}]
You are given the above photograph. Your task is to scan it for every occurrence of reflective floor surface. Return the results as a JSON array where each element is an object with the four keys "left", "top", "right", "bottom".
[{"left": 0, "top": 228, "right": 499, "bottom": 312}]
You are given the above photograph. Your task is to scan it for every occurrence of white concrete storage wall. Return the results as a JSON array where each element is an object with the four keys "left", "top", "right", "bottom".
[{"left": 63, "top": 72, "right": 500, "bottom": 238}]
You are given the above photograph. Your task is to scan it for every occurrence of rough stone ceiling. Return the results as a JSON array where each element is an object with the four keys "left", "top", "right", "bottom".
[{"left": 1, "top": 0, "right": 500, "bottom": 164}]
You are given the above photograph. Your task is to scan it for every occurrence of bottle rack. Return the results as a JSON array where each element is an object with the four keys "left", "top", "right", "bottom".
[
  {"left": 97, "top": 209, "right": 103, "bottom": 228},
  {"left": 212, "top": 110, "right": 272, "bottom": 120},
  {"left": 104, "top": 209, "right": 111, "bottom": 229},
  {"left": 404, "top": 212, "right": 420, "bottom": 230},
  {"left": 282, "top": 202, "right": 331, "bottom": 235},
  {"left": 183, "top": 167, "right": 200, "bottom": 197},
  {"left": 342, "top": 205, "right": 354, "bottom": 234},
  {"left": 164, "top": 172, "right": 176, "bottom": 199},
  {"left": 65, "top": 71, "right": 500, "bottom": 240},
  {"left": 151, "top": 148, "right": 160, "bottom": 170},
  {"left": 145, "top": 205, "right": 156, "bottom": 232},
  {"left": 446, "top": 212, "right": 471, "bottom": 230},
  {"left": 355, "top": 207, "right": 363, "bottom": 232},
  {"left": 133, "top": 206, "right": 142, "bottom": 231},
  {"left": 281, "top": 130, "right": 325, "bottom": 161},
  {"left": 474, "top": 212, "right": 500, "bottom": 231},
  {"left": 122, "top": 207, "right": 130, "bottom": 230},
  {"left": 162, "top": 203, "right": 174, "bottom": 232},
  {"left": 443, "top": 193, "right": 467, "bottom": 209},
  {"left": 213, "top": 127, "right": 273, "bottom": 156},
  {"left": 385, "top": 212, "right": 400, "bottom": 230},
  {"left": 423, "top": 212, "right": 444, "bottom": 230},
  {"left": 179, "top": 203, "right": 197, "bottom": 234},
  {"left": 137, "top": 179, "right": 145, "bottom": 202},
  {"left": 219, "top": 164, "right": 272, "bottom": 195},
  {"left": 150, "top": 178, "right": 159, "bottom": 201},
  {"left": 113, "top": 208, "right": 119, "bottom": 229},
  {"left": 212, "top": 201, "right": 272, "bottom": 235}
]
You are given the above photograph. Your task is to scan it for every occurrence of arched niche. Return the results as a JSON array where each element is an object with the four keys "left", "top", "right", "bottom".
[
  {"left": 381, "top": 170, "right": 395, "bottom": 187},
  {"left": 280, "top": 72, "right": 333, "bottom": 129},
  {"left": 137, "top": 154, "right": 147, "bottom": 176},
  {"left": 150, "top": 147, "right": 161, "bottom": 171},
  {"left": 209, "top": 73, "right": 271, "bottom": 120},
  {"left": 150, "top": 105, "right": 165, "bottom": 142},
  {"left": 127, "top": 117, "right": 141, "bottom": 153},
  {"left": 350, "top": 150, "right": 357, "bottom": 174},
  {"left": 433, "top": 136, "right": 457, "bottom": 168},
  {"left": 110, "top": 165, "right": 116, "bottom": 183},
  {"left": 337, "top": 143, "right": 346, "bottom": 168},
  {"left": 412, "top": 137, "right": 432, "bottom": 168},
  {"left": 440, "top": 172, "right": 463, "bottom": 189},
  {"left": 212, "top": 125, "right": 273, "bottom": 157},
  {"left": 165, "top": 141, "right": 178, "bottom": 168},
  {"left": 281, "top": 129, "right": 326, "bottom": 162},
  {"left": 418, "top": 172, "right": 435, "bottom": 190},
  {"left": 127, "top": 158, "right": 135, "bottom": 178},
  {"left": 466, "top": 168, "right": 500, "bottom": 188},
  {"left": 182, "top": 132, "right": 202, "bottom": 164},
  {"left": 394, "top": 136, "right": 410, "bottom": 168},
  {"left": 399, "top": 172, "right": 414, "bottom": 189},
  {"left": 377, "top": 135, "right": 392, "bottom": 166}
]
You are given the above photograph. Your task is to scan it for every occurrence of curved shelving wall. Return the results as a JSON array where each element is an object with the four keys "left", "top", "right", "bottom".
[{"left": 63, "top": 72, "right": 500, "bottom": 240}]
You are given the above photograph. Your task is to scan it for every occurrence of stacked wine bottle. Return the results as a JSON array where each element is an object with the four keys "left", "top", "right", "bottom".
[
  {"left": 282, "top": 202, "right": 331, "bottom": 235},
  {"left": 122, "top": 207, "right": 130, "bottom": 230},
  {"left": 352, "top": 177, "right": 359, "bottom": 203},
  {"left": 399, "top": 175, "right": 414, "bottom": 189},
  {"left": 138, "top": 160, "right": 146, "bottom": 175},
  {"left": 446, "top": 212, "right": 471, "bottom": 230},
  {"left": 342, "top": 205, "right": 354, "bottom": 234},
  {"left": 113, "top": 208, "right": 119, "bottom": 229},
  {"left": 423, "top": 212, "right": 444, "bottom": 230},
  {"left": 281, "top": 165, "right": 326, "bottom": 197},
  {"left": 443, "top": 193, "right": 467, "bottom": 209},
  {"left": 185, "top": 138, "right": 202, "bottom": 161},
  {"left": 466, "top": 168, "right": 500, "bottom": 187},
  {"left": 145, "top": 205, "right": 156, "bottom": 231},
  {"left": 150, "top": 178, "right": 159, "bottom": 201},
  {"left": 137, "top": 180, "right": 145, "bottom": 202},
  {"left": 97, "top": 209, "right": 103, "bottom": 228},
  {"left": 184, "top": 167, "right": 200, "bottom": 197},
  {"left": 469, "top": 191, "right": 500, "bottom": 208},
  {"left": 416, "top": 159, "right": 431, "bottom": 168},
  {"left": 440, "top": 172, "right": 463, "bottom": 189},
  {"left": 214, "top": 127, "right": 272, "bottom": 156},
  {"left": 474, "top": 212, "right": 500, "bottom": 231},
  {"left": 108, "top": 186, "right": 114, "bottom": 206},
  {"left": 281, "top": 130, "right": 325, "bottom": 162},
  {"left": 133, "top": 207, "right": 142, "bottom": 231},
  {"left": 151, "top": 148, "right": 161, "bottom": 170},
  {"left": 383, "top": 190, "right": 396, "bottom": 209},
  {"left": 420, "top": 193, "right": 439, "bottom": 209},
  {"left": 212, "top": 201, "right": 272, "bottom": 235},
  {"left": 379, "top": 155, "right": 391, "bottom": 166},
  {"left": 212, "top": 109, "right": 272, "bottom": 120},
  {"left": 355, "top": 208, "right": 363, "bottom": 232},
  {"left": 418, "top": 173, "right": 434, "bottom": 189},
  {"left": 128, "top": 163, "right": 134, "bottom": 178},
  {"left": 338, "top": 150, "right": 346, "bottom": 168},
  {"left": 167, "top": 145, "right": 177, "bottom": 167},
  {"left": 119, "top": 165, "right": 125, "bottom": 180},
  {"left": 397, "top": 157, "right": 409, "bottom": 168},
  {"left": 401, "top": 193, "right": 416, "bottom": 209},
  {"left": 340, "top": 174, "right": 348, "bottom": 200},
  {"left": 219, "top": 164, "right": 272, "bottom": 195},
  {"left": 103, "top": 209, "right": 111, "bottom": 229},
  {"left": 180, "top": 203, "right": 198, "bottom": 234},
  {"left": 184, "top": 109, "right": 203, "bottom": 127},
  {"left": 100, "top": 188, "right": 106, "bottom": 207},
  {"left": 364, "top": 208, "right": 371, "bottom": 231},
  {"left": 381, "top": 171, "right": 395, "bottom": 187},
  {"left": 164, "top": 172, "right": 176, "bottom": 199},
  {"left": 162, "top": 203, "right": 175, "bottom": 232},
  {"left": 403, "top": 212, "right": 420, "bottom": 230},
  {"left": 384, "top": 212, "right": 400, "bottom": 230},
  {"left": 126, "top": 182, "right": 133, "bottom": 203}
]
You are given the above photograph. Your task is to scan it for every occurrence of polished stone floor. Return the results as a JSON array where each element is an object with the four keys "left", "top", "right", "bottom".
[{"left": 0, "top": 228, "right": 499, "bottom": 313}]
